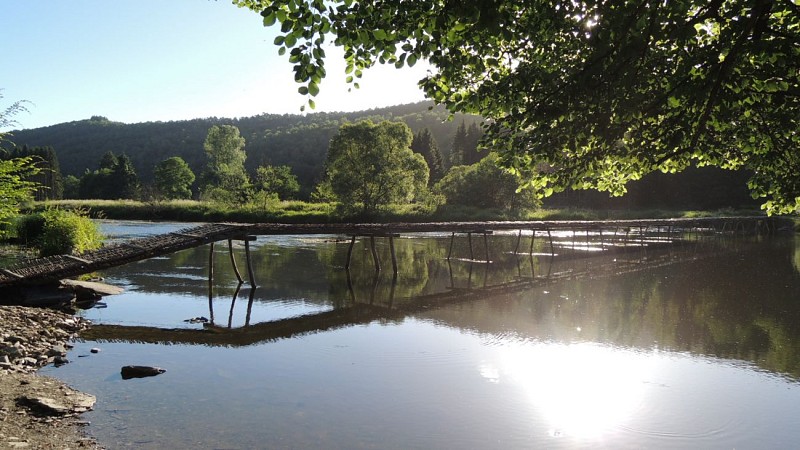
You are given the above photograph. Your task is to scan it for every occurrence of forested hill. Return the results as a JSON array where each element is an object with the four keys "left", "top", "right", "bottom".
[{"left": 8, "top": 101, "right": 480, "bottom": 189}]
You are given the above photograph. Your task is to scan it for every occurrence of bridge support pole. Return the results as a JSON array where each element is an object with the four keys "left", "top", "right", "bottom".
[
  {"left": 514, "top": 230, "right": 522, "bottom": 255},
  {"left": 389, "top": 235, "right": 398, "bottom": 276},
  {"left": 483, "top": 231, "right": 490, "bottom": 263},
  {"left": 244, "top": 239, "right": 257, "bottom": 288},
  {"left": 208, "top": 242, "right": 215, "bottom": 285},
  {"left": 345, "top": 235, "right": 356, "bottom": 269},
  {"left": 370, "top": 235, "right": 381, "bottom": 272},
  {"left": 208, "top": 242, "right": 215, "bottom": 325},
  {"left": 447, "top": 232, "right": 455, "bottom": 260},
  {"left": 529, "top": 230, "right": 536, "bottom": 255},
  {"left": 228, "top": 239, "right": 244, "bottom": 284}
]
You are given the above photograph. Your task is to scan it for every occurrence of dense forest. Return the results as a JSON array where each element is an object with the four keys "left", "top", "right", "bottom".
[
  {"left": 8, "top": 102, "right": 479, "bottom": 196},
  {"left": 3, "top": 101, "right": 759, "bottom": 210}
]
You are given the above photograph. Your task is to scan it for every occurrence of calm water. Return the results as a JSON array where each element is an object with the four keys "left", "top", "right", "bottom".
[{"left": 43, "top": 220, "right": 800, "bottom": 449}]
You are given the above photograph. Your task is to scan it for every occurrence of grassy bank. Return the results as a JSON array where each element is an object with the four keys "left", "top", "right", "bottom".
[{"left": 29, "top": 200, "right": 771, "bottom": 224}]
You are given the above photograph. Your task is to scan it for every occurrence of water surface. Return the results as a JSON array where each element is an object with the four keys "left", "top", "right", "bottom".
[{"left": 45, "top": 222, "right": 800, "bottom": 448}]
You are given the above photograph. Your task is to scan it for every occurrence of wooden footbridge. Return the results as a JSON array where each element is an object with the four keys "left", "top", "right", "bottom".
[
  {"left": 0, "top": 216, "right": 778, "bottom": 289},
  {"left": 81, "top": 235, "right": 735, "bottom": 347}
]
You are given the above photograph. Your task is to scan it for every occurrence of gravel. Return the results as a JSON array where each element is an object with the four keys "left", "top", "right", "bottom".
[{"left": 0, "top": 305, "right": 102, "bottom": 449}]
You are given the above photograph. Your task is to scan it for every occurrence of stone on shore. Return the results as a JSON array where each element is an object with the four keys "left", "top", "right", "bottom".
[{"left": 121, "top": 365, "right": 167, "bottom": 379}]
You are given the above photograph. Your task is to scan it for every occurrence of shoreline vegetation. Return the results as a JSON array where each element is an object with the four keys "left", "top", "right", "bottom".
[{"left": 29, "top": 199, "right": 779, "bottom": 225}]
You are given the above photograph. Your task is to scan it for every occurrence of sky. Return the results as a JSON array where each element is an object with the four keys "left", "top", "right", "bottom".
[{"left": 1, "top": 1, "right": 430, "bottom": 131}]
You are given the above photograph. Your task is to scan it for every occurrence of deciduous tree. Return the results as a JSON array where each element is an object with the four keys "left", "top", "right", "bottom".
[
  {"left": 236, "top": 0, "right": 800, "bottom": 213},
  {"left": 254, "top": 164, "right": 300, "bottom": 200},
  {"left": 200, "top": 125, "right": 251, "bottom": 203},
  {"left": 154, "top": 156, "right": 195, "bottom": 200},
  {"left": 435, "top": 153, "right": 537, "bottom": 211},
  {"left": 321, "top": 120, "right": 428, "bottom": 216}
]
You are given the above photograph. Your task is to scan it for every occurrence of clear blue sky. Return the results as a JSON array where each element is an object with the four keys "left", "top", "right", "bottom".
[{"left": 1, "top": 1, "right": 429, "bottom": 130}]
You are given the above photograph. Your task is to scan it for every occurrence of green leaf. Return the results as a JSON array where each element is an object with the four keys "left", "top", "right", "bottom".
[
  {"left": 262, "top": 12, "right": 277, "bottom": 27},
  {"left": 308, "top": 81, "right": 320, "bottom": 96},
  {"left": 667, "top": 96, "right": 680, "bottom": 108},
  {"left": 308, "top": 98, "right": 316, "bottom": 109},
  {"left": 298, "top": 86, "right": 309, "bottom": 95}
]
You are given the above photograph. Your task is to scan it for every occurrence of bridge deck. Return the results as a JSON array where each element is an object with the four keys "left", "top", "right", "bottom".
[{"left": 0, "top": 216, "right": 773, "bottom": 288}]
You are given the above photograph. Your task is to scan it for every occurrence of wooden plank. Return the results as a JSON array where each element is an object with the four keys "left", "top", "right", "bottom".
[
  {"left": 170, "top": 232, "right": 204, "bottom": 239},
  {"left": 1, "top": 269, "right": 24, "bottom": 279},
  {"left": 124, "top": 242, "right": 149, "bottom": 251},
  {"left": 64, "top": 255, "right": 92, "bottom": 264}
]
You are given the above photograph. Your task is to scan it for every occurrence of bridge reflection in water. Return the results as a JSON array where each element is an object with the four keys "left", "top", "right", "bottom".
[{"left": 82, "top": 228, "right": 738, "bottom": 348}]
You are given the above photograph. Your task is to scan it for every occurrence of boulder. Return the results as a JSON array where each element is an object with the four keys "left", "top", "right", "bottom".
[{"left": 120, "top": 365, "right": 166, "bottom": 380}]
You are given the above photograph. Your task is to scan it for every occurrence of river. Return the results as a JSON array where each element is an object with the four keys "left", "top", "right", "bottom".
[{"left": 43, "top": 220, "right": 800, "bottom": 449}]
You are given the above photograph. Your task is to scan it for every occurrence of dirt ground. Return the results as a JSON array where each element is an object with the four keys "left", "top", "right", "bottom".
[
  {"left": 0, "top": 372, "right": 101, "bottom": 449},
  {"left": 0, "top": 305, "right": 102, "bottom": 449}
]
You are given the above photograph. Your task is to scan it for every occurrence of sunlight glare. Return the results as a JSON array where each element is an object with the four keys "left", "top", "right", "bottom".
[{"left": 481, "top": 341, "right": 653, "bottom": 440}]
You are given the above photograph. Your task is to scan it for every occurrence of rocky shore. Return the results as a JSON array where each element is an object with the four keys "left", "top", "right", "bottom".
[{"left": 0, "top": 305, "right": 102, "bottom": 449}]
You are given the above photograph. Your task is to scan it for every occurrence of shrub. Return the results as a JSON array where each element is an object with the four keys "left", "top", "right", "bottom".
[
  {"left": 14, "top": 213, "right": 46, "bottom": 246},
  {"left": 15, "top": 210, "right": 103, "bottom": 257}
]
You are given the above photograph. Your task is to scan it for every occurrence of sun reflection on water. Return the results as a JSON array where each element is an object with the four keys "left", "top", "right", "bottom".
[{"left": 480, "top": 341, "right": 654, "bottom": 441}]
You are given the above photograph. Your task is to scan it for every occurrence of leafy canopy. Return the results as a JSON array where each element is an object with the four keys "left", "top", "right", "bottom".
[
  {"left": 435, "top": 153, "right": 538, "bottom": 212},
  {"left": 200, "top": 125, "right": 251, "bottom": 203},
  {"left": 254, "top": 165, "right": 300, "bottom": 200},
  {"left": 234, "top": 0, "right": 800, "bottom": 214},
  {"left": 0, "top": 92, "right": 39, "bottom": 234},
  {"left": 321, "top": 120, "right": 428, "bottom": 215},
  {"left": 154, "top": 156, "right": 196, "bottom": 200}
]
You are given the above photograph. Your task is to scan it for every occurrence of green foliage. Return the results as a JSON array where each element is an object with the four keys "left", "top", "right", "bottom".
[
  {"left": 0, "top": 92, "right": 40, "bottom": 236},
  {"left": 450, "top": 121, "right": 484, "bottom": 167},
  {"left": 322, "top": 120, "right": 429, "bottom": 216},
  {"left": 15, "top": 209, "right": 103, "bottom": 257},
  {"left": 254, "top": 165, "right": 300, "bottom": 200},
  {"left": 410, "top": 128, "right": 444, "bottom": 184},
  {"left": 199, "top": 125, "right": 251, "bottom": 204},
  {"left": 0, "top": 157, "right": 39, "bottom": 237},
  {"left": 113, "top": 154, "right": 141, "bottom": 199},
  {"left": 78, "top": 151, "right": 140, "bottom": 199},
  {"left": 62, "top": 175, "right": 80, "bottom": 199},
  {"left": 8, "top": 103, "right": 481, "bottom": 199},
  {"left": 154, "top": 156, "right": 195, "bottom": 200},
  {"left": 236, "top": 0, "right": 800, "bottom": 214},
  {"left": 98, "top": 151, "right": 118, "bottom": 171},
  {"left": 0, "top": 90, "right": 28, "bottom": 138},
  {"left": 1, "top": 145, "right": 63, "bottom": 200},
  {"left": 13, "top": 213, "right": 46, "bottom": 246},
  {"left": 434, "top": 153, "right": 538, "bottom": 211}
]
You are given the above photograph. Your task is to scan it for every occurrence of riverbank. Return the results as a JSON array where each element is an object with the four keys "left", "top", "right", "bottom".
[
  {"left": 31, "top": 199, "right": 772, "bottom": 224},
  {"left": 0, "top": 305, "right": 102, "bottom": 449}
]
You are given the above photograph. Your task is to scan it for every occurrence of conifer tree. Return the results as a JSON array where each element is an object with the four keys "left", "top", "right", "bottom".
[
  {"left": 450, "top": 121, "right": 468, "bottom": 167},
  {"left": 411, "top": 128, "right": 444, "bottom": 184},
  {"left": 463, "top": 123, "right": 484, "bottom": 166}
]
